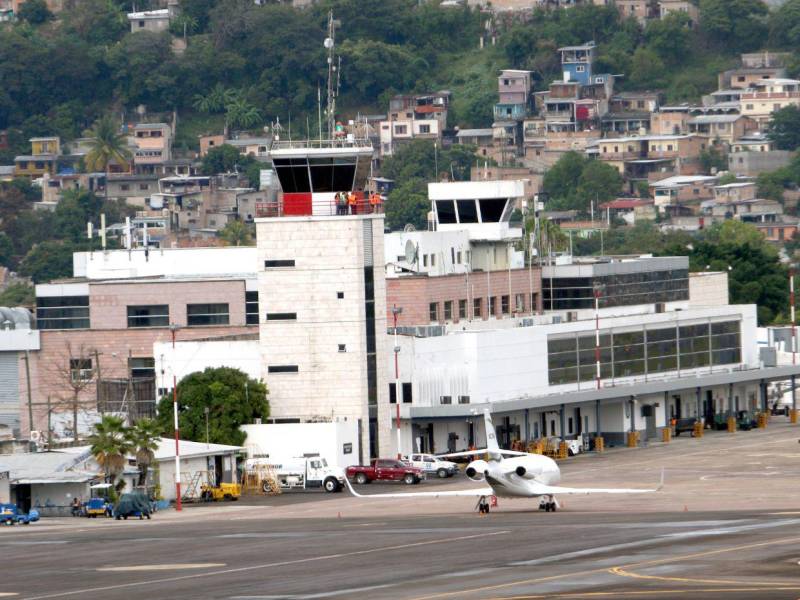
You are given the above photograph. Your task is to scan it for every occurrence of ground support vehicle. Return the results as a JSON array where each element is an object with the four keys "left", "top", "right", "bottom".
[
  {"left": 405, "top": 453, "right": 458, "bottom": 478},
  {"left": 737, "top": 410, "right": 756, "bottom": 430},
  {"left": 200, "top": 482, "right": 241, "bottom": 501},
  {"left": 0, "top": 504, "right": 39, "bottom": 525},
  {"left": 113, "top": 493, "right": 151, "bottom": 520},
  {"left": 346, "top": 459, "right": 424, "bottom": 485},
  {"left": 246, "top": 455, "right": 345, "bottom": 493},
  {"left": 83, "top": 497, "right": 112, "bottom": 518},
  {"left": 673, "top": 418, "right": 698, "bottom": 436}
]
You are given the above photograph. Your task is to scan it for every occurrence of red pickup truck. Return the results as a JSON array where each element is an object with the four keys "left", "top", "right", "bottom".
[{"left": 346, "top": 459, "right": 423, "bottom": 485}]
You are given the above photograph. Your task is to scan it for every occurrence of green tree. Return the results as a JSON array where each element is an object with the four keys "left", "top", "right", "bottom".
[
  {"left": 201, "top": 144, "right": 253, "bottom": 175},
  {"left": 0, "top": 282, "right": 34, "bottom": 307},
  {"left": 155, "top": 367, "right": 268, "bottom": 447},
  {"left": 18, "top": 240, "right": 76, "bottom": 283},
  {"left": 84, "top": 116, "right": 132, "bottom": 184},
  {"left": 126, "top": 418, "right": 162, "bottom": 488},
  {"left": 699, "top": 146, "right": 728, "bottom": 173},
  {"left": 575, "top": 160, "right": 624, "bottom": 206},
  {"left": 0, "top": 232, "right": 14, "bottom": 267},
  {"left": 219, "top": 220, "right": 254, "bottom": 246},
  {"left": 385, "top": 178, "right": 428, "bottom": 232},
  {"left": 767, "top": 105, "right": 800, "bottom": 151},
  {"left": 699, "top": 0, "right": 768, "bottom": 52},
  {"left": 62, "top": 0, "right": 127, "bottom": 46},
  {"left": 54, "top": 189, "right": 104, "bottom": 242},
  {"left": 693, "top": 221, "right": 786, "bottom": 324},
  {"left": 629, "top": 47, "right": 668, "bottom": 89},
  {"left": 769, "top": 0, "right": 800, "bottom": 48},
  {"left": 543, "top": 151, "right": 587, "bottom": 204},
  {"left": 643, "top": 12, "right": 691, "bottom": 65},
  {"left": 17, "top": 0, "right": 52, "bottom": 24},
  {"left": 89, "top": 415, "right": 134, "bottom": 491}
]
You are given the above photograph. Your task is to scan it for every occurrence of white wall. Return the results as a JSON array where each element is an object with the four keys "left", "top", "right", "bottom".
[
  {"left": 384, "top": 230, "right": 471, "bottom": 277},
  {"left": 240, "top": 421, "right": 360, "bottom": 468},
  {"left": 73, "top": 247, "right": 258, "bottom": 280},
  {"left": 154, "top": 340, "right": 262, "bottom": 389}
]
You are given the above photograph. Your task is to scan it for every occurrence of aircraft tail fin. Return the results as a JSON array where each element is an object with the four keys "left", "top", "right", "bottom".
[{"left": 484, "top": 409, "right": 500, "bottom": 454}]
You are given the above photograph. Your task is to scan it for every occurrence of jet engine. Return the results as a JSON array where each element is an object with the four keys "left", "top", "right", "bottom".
[
  {"left": 515, "top": 465, "right": 537, "bottom": 479},
  {"left": 465, "top": 459, "right": 489, "bottom": 481}
]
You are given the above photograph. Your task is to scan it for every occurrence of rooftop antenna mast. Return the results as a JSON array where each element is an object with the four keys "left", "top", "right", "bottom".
[{"left": 324, "top": 11, "right": 339, "bottom": 139}]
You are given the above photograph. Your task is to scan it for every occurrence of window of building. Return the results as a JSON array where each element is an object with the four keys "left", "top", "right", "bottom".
[
  {"left": 337, "top": 291, "right": 344, "bottom": 299},
  {"left": 139, "top": 183, "right": 149, "bottom": 190},
  {"left": 266, "top": 312, "right": 296, "bottom": 321},
  {"left": 129, "top": 357, "right": 155, "bottom": 379},
  {"left": 456, "top": 251, "right": 462, "bottom": 263},
  {"left": 394, "top": 125, "right": 408, "bottom": 135},
  {"left": 423, "top": 254, "right": 428, "bottom": 267},
  {"left": 268, "top": 365, "right": 299, "bottom": 373},
  {"left": 127, "top": 305, "right": 169, "bottom": 328},
  {"left": 70, "top": 358, "right": 93, "bottom": 383},
  {"left": 419, "top": 124, "right": 431, "bottom": 134},
  {"left": 429, "top": 302, "right": 439, "bottom": 322},
  {"left": 402, "top": 382, "right": 413, "bottom": 404},
  {"left": 36, "top": 296, "right": 90, "bottom": 330},
  {"left": 473, "top": 297, "right": 483, "bottom": 319},
  {"left": 245, "top": 291, "right": 259, "bottom": 325},
  {"left": 138, "top": 20, "right": 144, "bottom": 27},
  {"left": 501, "top": 295, "right": 510, "bottom": 315},
  {"left": 458, "top": 299, "right": 467, "bottom": 319},
  {"left": 451, "top": 248, "right": 455, "bottom": 264},
  {"left": 576, "top": 65, "right": 585, "bottom": 72},
  {"left": 338, "top": 344, "right": 346, "bottom": 352},
  {"left": 431, "top": 254, "right": 436, "bottom": 266},
  {"left": 746, "top": 104, "right": 754, "bottom": 110},
  {"left": 458, "top": 395, "right": 470, "bottom": 404},
  {"left": 531, "top": 292, "right": 539, "bottom": 312},
  {"left": 264, "top": 259, "right": 295, "bottom": 268},
  {"left": 389, "top": 382, "right": 397, "bottom": 404},
  {"left": 187, "top": 303, "right": 230, "bottom": 326},
  {"left": 444, "top": 300, "right": 453, "bottom": 321},
  {"left": 440, "top": 395, "right": 452, "bottom": 405},
  {"left": 489, "top": 297, "right": 497, "bottom": 316},
  {"left": 120, "top": 184, "right": 130, "bottom": 191}
]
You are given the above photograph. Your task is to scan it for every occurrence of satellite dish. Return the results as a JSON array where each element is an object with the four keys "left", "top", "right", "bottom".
[
  {"left": 404, "top": 240, "right": 418, "bottom": 266},
  {"left": 324, "top": 37, "right": 334, "bottom": 49},
  {"left": 403, "top": 223, "right": 416, "bottom": 232}
]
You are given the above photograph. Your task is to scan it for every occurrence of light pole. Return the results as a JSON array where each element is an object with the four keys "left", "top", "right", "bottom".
[
  {"left": 392, "top": 305, "right": 403, "bottom": 459},
  {"left": 169, "top": 324, "right": 182, "bottom": 512}
]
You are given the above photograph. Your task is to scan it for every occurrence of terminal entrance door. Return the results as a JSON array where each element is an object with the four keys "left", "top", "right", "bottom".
[
  {"left": 642, "top": 405, "right": 656, "bottom": 440},
  {"left": 704, "top": 390, "right": 715, "bottom": 424}
]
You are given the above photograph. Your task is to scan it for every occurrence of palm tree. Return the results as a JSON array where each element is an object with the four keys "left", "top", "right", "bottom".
[
  {"left": 226, "top": 97, "right": 262, "bottom": 130},
  {"left": 127, "top": 418, "right": 162, "bottom": 488},
  {"left": 219, "top": 220, "right": 253, "bottom": 247},
  {"left": 88, "top": 415, "right": 133, "bottom": 492},
  {"left": 84, "top": 116, "right": 132, "bottom": 199}
]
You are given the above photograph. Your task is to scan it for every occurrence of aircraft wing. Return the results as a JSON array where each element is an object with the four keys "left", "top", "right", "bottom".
[
  {"left": 528, "top": 469, "right": 665, "bottom": 496},
  {"left": 344, "top": 477, "right": 493, "bottom": 499},
  {"left": 437, "top": 449, "right": 528, "bottom": 459}
]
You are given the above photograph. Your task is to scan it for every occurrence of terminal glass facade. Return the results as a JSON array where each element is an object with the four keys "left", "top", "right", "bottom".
[
  {"left": 543, "top": 268, "right": 689, "bottom": 310},
  {"left": 547, "top": 319, "right": 741, "bottom": 385}
]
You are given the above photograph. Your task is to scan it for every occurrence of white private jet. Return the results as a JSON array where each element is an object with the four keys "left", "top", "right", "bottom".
[{"left": 345, "top": 409, "right": 663, "bottom": 513}]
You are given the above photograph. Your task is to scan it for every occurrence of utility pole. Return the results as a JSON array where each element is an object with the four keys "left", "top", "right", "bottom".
[
  {"left": 392, "top": 306, "right": 403, "bottom": 459},
  {"left": 173, "top": 373, "right": 181, "bottom": 511},
  {"left": 791, "top": 268, "right": 796, "bottom": 366},
  {"left": 594, "top": 287, "right": 602, "bottom": 391},
  {"left": 23, "top": 350, "right": 33, "bottom": 438}
]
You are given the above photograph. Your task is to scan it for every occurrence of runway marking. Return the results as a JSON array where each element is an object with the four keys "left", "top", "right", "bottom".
[
  {"left": 21, "top": 530, "right": 510, "bottom": 600},
  {"left": 410, "top": 535, "right": 800, "bottom": 599},
  {"left": 230, "top": 582, "right": 398, "bottom": 598},
  {"left": 607, "top": 535, "right": 800, "bottom": 588},
  {"left": 486, "top": 587, "right": 800, "bottom": 599},
  {"left": 96, "top": 563, "right": 226, "bottom": 572}
]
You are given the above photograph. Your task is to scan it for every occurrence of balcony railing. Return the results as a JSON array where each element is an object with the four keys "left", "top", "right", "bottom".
[{"left": 255, "top": 196, "right": 383, "bottom": 219}]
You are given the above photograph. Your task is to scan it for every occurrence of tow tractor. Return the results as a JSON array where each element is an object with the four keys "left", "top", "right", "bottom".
[
  {"left": 84, "top": 483, "right": 113, "bottom": 517},
  {"left": 0, "top": 504, "right": 39, "bottom": 525},
  {"left": 200, "top": 482, "right": 241, "bottom": 501}
]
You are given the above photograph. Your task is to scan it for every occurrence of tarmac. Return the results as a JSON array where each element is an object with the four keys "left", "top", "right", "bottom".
[{"left": 2, "top": 418, "right": 800, "bottom": 600}]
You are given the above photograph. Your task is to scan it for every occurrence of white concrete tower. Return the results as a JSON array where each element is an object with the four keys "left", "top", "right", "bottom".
[{"left": 256, "top": 214, "right": 391, "bottom": 461}]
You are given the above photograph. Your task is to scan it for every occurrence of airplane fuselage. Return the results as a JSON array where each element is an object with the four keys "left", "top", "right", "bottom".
[{"left": 472, "top": 454, "right": 562, "bottom": 499}]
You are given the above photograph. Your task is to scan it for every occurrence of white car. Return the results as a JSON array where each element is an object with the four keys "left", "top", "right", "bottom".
[{"left": 404, "top": 453, "right": 459, "bottom": 478}]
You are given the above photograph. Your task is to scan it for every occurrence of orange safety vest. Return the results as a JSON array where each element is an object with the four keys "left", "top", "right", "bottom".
[
  {"left": 369, "top": 193, "right": 381, "bottom": 206},
  {"left": 347, "top": 193, "right": 358, "bottom": 206}
]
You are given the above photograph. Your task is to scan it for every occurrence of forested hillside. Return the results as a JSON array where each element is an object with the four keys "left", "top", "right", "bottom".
[{"left": 4, "top": 0, "right": 800, "bottom": 161}]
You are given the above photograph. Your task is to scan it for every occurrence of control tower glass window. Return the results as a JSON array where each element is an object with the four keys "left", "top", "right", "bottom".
[
  {"left": 456, "top": 200, "right": 479, "bottom": 223},
  {"left": 436, "top": 200, "right": 457, "bottom": 224},
  {"left": 273, "top": 158, "right": 311, "bottom": 193},
  {"left": 478, "top": 198, "right": 507, "bottom": 222}
]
